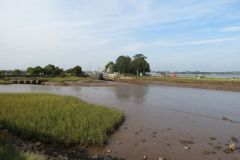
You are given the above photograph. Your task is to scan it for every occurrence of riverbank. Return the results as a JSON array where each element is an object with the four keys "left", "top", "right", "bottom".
[
  {"left": 116, "top": 76, "right": 240, "bottom": 92},
  {"left": 3, "top": 76, "right": 240, "bottom": 92},
  {"left": 0, "top": 80, "right": 13, "bottom": 85}
]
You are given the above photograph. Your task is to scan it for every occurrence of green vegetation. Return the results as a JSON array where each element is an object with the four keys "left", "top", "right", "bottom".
[
  {"left": 26, "top": 64, "right": 83, "bottom": 77},
  {"left": 0, "top": 64, "right": 83, "bottom": 77},
  {"left": 0, "top": 143, "right": 45, "bottom": 160},
  {"left": 0, "top": 134, "right": 45, "bottom": 160},
  {"left": 0, "top": 76, "right": 90, "bottom": 85},
  {"left": 0, "top": 80, "right": 13, "bottom": 85},
  {"left": 26, "top": 64, "right": 64, "bottom": 76},
  {"left": 0, "top": 93, "right": 124, "bottom": 146},
  {"left": 23, "top": 76, "right": 89, "bottom": 85},
  {"left": 13, "top": 69, "right": 22, "bottom": 75},
  {"left": 105, "top": 54, "right": 150, "bottom": 75},
  {"left": 65, "top": 65, "right": 82, "bottom": 76},
  {"left": 36, "top": 76, "right": 89, "bottom": 83}
]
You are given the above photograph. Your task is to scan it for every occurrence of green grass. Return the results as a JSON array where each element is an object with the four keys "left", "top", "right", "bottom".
[
  {"left": 41, "top": 76, "right": 90, "bottom": 83},
  {"left": 0, "top": 93, "right": 124, "bottom": 146},
  {"left": 13, "top": 76, "right": 90, "bottom": 83},
  {"left": 0, "top": 80, "right": 13, "bottom": 85}
]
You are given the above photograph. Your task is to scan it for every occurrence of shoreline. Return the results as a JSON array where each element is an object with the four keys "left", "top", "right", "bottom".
[
  {"left": 115, "top": 79, "right": 240, "bottom": 92},
  {"left": 1, "top": 75, "right": 240, "bottom": 92},
  {"left": 40, "top": 78, "right": 240, "bottom": 92}
]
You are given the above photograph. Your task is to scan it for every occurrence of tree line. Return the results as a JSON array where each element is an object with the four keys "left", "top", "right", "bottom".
[
  {"left": 105, "top": 54, "right": 150, "bottom": 75},
  {"left": 0, "top": 65, "right": 82, "bottom": 76}
]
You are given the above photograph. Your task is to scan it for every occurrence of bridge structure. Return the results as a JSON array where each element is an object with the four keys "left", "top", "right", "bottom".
[
  {"left": 0, "top": 75, "right": 45, "bottom": 85},
  {"left": 10, "top": 79, "right": 43, "bottom": 85}
]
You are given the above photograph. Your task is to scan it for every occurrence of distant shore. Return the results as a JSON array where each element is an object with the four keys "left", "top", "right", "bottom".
[
  {"left": 116, "top": 76, "right": 240, "bottom": 92},
  {"left": 1, "top": 76, "right": 240, "bottom": 92},
  {"left": 40, "top": 76, "right": 240, "bottom": 92}
]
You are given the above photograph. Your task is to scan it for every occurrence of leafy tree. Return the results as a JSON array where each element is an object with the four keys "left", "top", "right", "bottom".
[
  {"left": 0, "top": 70, "right": 5, "bottom": 75},
  {"left": 131, "top": 54, "right": 150, "bottom": 75},
  {"left": 65, "top": 66, "right": 82, "bottom": 76},
  {"left": 115, "top": 56, "right": 131, "bottom": 74},
  {"left": 104, "top": 54, "right": 150, "bottom": 75},
  {"left": 44, "top": 64, "right": 56, "bottom": 76},
  {"left": 54, "top": 67, "right": 64, "bottom": 76},
  {"left": 12, "top": 69, "right": 21, "bottom": 75},
  {"left": 72, "top": 66, "right": 82, "bottom": 76},
  {"left": 26, "top": 67, "right": 34, "bottom": 75},
  {"left": 33, "top": 66, "right": 43, "bottom": 76},
  {"left": 133, "top": 54, "right": 146, "bottom": 59}
]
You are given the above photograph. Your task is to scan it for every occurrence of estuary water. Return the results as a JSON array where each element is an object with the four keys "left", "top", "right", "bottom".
[{"left": 0, "top": 84, "right": 240, "bottom": 160}]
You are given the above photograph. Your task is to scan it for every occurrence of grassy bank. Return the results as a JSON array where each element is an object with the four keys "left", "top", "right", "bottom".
[
  {"left": 40, "top": 76, "right": 90, "bottom": 83},
  {"left": 0, "top": 93, "right": 124, "bottom": 146},
  {"left": 0, "top": 80, "right": 13, "bottom": 85},
  {"left": 121, "top": 76, "right": 240, "bottom": 85},
  {"left": 116, "top": 76, "right": 240, "bottom": 91},
  {"left": 0, "top": 76, "right": 90, "bottom": 85}
]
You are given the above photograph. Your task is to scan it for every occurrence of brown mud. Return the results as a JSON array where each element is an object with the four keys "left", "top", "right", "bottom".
[
  {"left": 41, "top": 78, "right": 240, "bottom": 92},
  {"left": 116, "top": 79, "right": 240, "bottom": 92}
]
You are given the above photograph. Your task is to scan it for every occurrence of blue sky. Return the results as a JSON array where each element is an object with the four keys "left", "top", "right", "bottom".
[{"left": 0, "top": 0, "right": 240, "bottom": 71}]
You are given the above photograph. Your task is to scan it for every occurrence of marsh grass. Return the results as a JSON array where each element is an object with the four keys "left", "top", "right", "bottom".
[
  {"left": 0, "top": 93, "right": 124, "bottom": 146},
  {"left": 41, "top": 76, "right": 90, "bottom": 83},
  {"left": 24, "top": 76, "right": 89, "bottom": 83},
  {"left": 0, "top": 80, "right": 13, "bottom": 85}
]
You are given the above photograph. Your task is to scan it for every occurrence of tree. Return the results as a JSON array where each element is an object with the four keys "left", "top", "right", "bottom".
[
  {"left": 44, "top": 64, "right": 56, "bottom": 76},
  {"left": 54, "top": 67, "right": 64, "bottom": 76},
  {"left": 33, "top": 66, "right": 44, "bottom": 76},
  {"left": 72, "top": 66, "right": 82, "bottom": 76},
  {"left": 115, "top": 56, "right": 131, "bottom": 74},
  {"left": 65, "top": 66, "right": 82, "bottom": 76},
  {"left": 131, "top": 54, "right": 150, "bottom": 75},
  {"left": 12, "top": 69, "right": 21, "bottom": 75},
  {"left": 133, "top": 54, "right": 146, "bottom": 59},
  {"left": 104, "top": 54, "right": 151, "bottom": 75},
  {"left": 26, "top": 67, "right": 34, "bottom": 75},
  {"left": 0, "top": 70, "right": 6, "bottom": 75}
]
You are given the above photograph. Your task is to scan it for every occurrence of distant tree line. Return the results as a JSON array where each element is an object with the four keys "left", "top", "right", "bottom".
[
  {"left": 0, "top": 64, "right": 82, "bottom": 76},
  {"left": 105, "top": 54, "right": 150, "bottom": 75}
]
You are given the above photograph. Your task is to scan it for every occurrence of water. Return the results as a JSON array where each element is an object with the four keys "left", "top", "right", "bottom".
[{"left": 0, "top": 84, "right": 240, "bottom": 160}]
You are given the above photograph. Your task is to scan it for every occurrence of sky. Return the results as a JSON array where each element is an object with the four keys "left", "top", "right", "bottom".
[{"left": 0, "top": 0, "right": 240, "bottom": 72}]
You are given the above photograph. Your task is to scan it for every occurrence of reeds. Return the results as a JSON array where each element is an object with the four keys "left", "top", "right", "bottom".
[{"left": 0, "top": 93, "right": 124, "bottom": 146}]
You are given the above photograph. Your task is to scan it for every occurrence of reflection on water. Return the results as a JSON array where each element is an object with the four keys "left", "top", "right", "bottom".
[{"left": 112, "top": 85, "right": 148, "bottom": 104}]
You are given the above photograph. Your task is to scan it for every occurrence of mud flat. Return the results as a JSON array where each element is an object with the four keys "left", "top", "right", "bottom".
[{"left": 116, "top": 78, "right": 240, "bottom": 92}]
